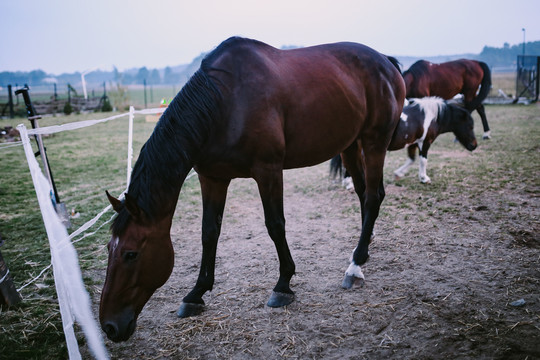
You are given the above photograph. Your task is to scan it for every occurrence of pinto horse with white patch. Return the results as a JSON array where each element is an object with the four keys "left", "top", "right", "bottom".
[
  {"left": 99, "top": 37, "right": 405, "bottom": 342},
  {"left": 330, "top": 96, "right": 477, "bottom": 185},
  {"left": 389, "top": 97, "right": 477, "bottom": 183}
]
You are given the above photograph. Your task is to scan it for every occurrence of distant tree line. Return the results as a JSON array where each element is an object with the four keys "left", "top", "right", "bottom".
[
  {"left": 478, "top": 41, "right": 540, "bottom": 68},
  {"left": 0, "top": 60, "right": 199, "bottom": 90},
  {"left": 115, "top": 66, "right": 186, "bottom": 85},
  {"left": 0, "top": 70, "right": 50, "bottom": 86},
  {"left": 1, "top": 41, "right": 539, "bottom": 89},
  {"left": 0, "top": 65, "right": 190, "bottom": 88}
]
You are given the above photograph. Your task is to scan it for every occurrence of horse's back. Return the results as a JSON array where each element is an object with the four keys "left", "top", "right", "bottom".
[
  {"left": 405, "top": 59, "right": 484, "bottom": 100},
  {"left": 199, "top": 37, "right": 405, "bottom": 172},
  {"left": 206, "top": 38, "right": 402, "bottom": 104}
]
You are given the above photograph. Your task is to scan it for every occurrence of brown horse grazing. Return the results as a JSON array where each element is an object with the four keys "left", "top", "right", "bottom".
[
  {"left": 99, "top": 37, "right": 405, "bottom": 342},
  {"left": 403, "top": 59, "right": 492, "bottom": 139}
]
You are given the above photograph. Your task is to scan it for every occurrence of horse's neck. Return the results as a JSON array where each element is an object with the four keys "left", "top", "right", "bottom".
[
  {"left": 155, "top": 166, "right": 191, "bottom": 216},
  {"left": 435, "top": 106, "right": 454, "bottom": 134},
  {"left": 128, "top": 68, "right": 218, "bottom": 220}
]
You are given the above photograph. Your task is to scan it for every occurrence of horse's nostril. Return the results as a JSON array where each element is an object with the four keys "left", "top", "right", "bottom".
[{"left": 103, "top": 322, "right": 118, "bottom": 340}]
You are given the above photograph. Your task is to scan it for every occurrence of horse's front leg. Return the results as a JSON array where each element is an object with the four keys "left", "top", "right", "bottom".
[
  {"left": 418, "top": 142, "right": 432, "bottom": 184},
  {"left": 394, "top": 144, "right": 418, "bottom": 180},
  {"left": 253, "top": 168, "right": 296, "bottom": 308},
  {"left": 177, "top": 175, "right": 230, "bottom": 318}
]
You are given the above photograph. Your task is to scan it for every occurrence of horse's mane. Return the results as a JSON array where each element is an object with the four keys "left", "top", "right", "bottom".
[
  {"left": 408, "top": 96, "right": 446, "bottom": 121},
  {"left": 403, "top": 60, "right": 431, "bottom": 79},
  {"left": 111, "top": 65, "right": 222, "bottom": 235}
]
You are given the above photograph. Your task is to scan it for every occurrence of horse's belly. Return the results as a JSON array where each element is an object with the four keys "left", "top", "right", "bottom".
[{"left": 282, "top": 118, "right": 361, "bottom": 169}]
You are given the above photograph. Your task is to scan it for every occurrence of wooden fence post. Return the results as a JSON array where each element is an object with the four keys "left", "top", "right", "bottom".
[{"left": 7, "top": 84, "right": 14, "bottom": 119}]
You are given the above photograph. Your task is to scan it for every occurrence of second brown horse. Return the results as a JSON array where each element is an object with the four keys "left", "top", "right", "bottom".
[
  {"left": 99, "top": 37, "right": 405, "bottom": 342},
  {"left": 403, "top": 59, "right": 492, "bottom": 139}
]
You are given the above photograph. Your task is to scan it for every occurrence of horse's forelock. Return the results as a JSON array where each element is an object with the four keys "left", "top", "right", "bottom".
[{"left": 111, "top": 207, "right": 130, "bottom": 237}]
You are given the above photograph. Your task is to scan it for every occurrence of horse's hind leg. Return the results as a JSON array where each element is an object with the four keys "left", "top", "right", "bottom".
[
  {"left": 342, "top": 144, "right": 366, "bottom": 221},
  {"left": 177, "top": 175, "right": 230, "bottom": 318},
  {"left": 253, "top": 168, "right": 296, "bottom": 308},
  {"left": 341, "top": 142, "right": 387, "bottom": 289},
  {"left": 394, "top": 144, "right": 418, "bottom": 180},
  {"left": 476, "top": 104, "right": 491, "bottom": 139}
]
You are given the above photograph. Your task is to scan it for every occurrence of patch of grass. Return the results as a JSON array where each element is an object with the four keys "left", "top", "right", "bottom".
[
  {"left": 0, "top": 103, "right": 538, "bottom": 358},
  {"left": 0, "top": 111, "right": 156, "bottom": 359},
  {"left": 490, "top": 72, "right": 516, "bottom": 97},
  {"left": 382, "top": 103, "right": 539, "bottom": 235}
]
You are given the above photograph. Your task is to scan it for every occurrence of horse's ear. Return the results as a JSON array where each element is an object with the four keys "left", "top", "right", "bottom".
[
  {"left": 106, "top": 190, "right": 123, "bottom": 213},
  {"left": 124, "top": 193, "right": 142, "bottom": 220}
]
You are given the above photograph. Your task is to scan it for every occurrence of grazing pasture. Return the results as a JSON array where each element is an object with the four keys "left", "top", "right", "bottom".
[{"left": 0, "top": 103, "right": 538, "bottom": 359}]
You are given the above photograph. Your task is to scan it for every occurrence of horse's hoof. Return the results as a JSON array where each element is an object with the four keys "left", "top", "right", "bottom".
[
  {"left": 267, "top": 291, "right": 295, "bottom": 308},
  {"left": 341, "top": 275, "right": 365, "bottom": 289},
  {"left": 176, "top": 302, "right": 205, "bottom": 318}
]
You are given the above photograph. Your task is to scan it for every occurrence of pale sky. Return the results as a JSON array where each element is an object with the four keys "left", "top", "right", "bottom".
[{"left": 2, "top": 0, "right": 539, "bottom": 75}]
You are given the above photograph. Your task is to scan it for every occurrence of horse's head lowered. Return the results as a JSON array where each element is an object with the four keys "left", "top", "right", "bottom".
[
  {"left": 448, "top": 104, "right": 478, "bottom": 152},
  {"left": 99, "top": 191, "right": 174, "bottom": 342}
]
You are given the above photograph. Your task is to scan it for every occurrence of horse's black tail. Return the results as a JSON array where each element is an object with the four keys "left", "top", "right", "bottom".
[
  {"left": 465, "top": 61, "right": 491, "bottom": 111},
  {"left": 329, "top": 155, "right": 343, "bottom": 179},
  {"left": 386, "top": 56, "right": 402, "bottom": 75}
]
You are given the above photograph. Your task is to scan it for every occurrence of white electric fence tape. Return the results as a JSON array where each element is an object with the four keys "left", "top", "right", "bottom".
[
  {"left": 0, "top": 141, "right": 23, "bottom": 150},
  {"left": 19, "top": 124, "right": 109, "bottom": 360},
  {"left": 15, "top": 106, "right": 167, "bottom": 360},
  {"left": 127, "top": 106, "right": 135, "bottom": 186},
  {"left": 24, "top": 107, "right": 165, "bottom": 136}
]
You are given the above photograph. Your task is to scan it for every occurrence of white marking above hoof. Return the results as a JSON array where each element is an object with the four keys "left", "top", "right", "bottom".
[
  {"left": 345, "top": 262, "right": 365, "bottom": 280},
  {"left": 342, "top": 262, "right": 366, "bottom": 288}
]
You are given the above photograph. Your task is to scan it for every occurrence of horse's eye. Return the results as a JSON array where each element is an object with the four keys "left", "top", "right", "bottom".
[{"left": 123, "top": 251, "right": 139, "bottom": 262}]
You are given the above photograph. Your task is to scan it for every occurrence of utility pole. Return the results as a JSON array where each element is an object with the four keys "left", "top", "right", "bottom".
[
  {"left": 522, "top": 28, "right": 526, "bottom": 56},
  {"left": 144, "top": 79, "right": 148, "bottom": 109}
]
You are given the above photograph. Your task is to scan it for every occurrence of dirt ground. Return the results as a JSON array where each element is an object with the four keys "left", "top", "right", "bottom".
[{"left": 99, "top": 153, "right": 539, "bottom": 359}]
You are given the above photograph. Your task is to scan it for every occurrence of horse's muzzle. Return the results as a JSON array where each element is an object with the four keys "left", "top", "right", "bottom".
[
  {"left": 467, "top": 140, "right": 478, "bottom": 151},
  {"left": 101, "top": 308, "right": 137, "bottom": 342}
]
